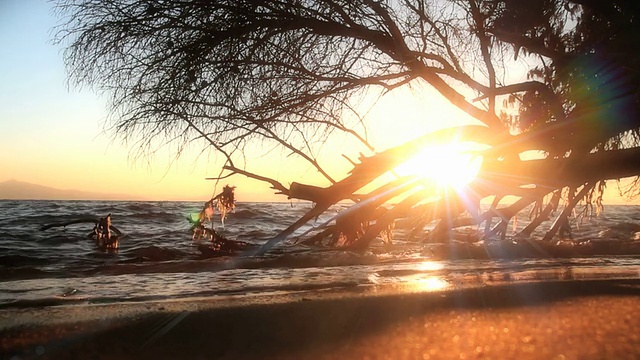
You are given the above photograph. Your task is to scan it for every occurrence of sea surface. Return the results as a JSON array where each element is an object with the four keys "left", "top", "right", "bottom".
[{"left": 1, "top": 200, "right": 640, "bottom": 309}]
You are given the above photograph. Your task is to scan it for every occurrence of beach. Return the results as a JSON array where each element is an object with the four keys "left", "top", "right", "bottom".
[{"left": 3, "top": 279, "right": 640, "bottom": 359}]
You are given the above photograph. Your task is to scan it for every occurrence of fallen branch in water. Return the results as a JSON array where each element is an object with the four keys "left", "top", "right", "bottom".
[
  {"left": 40, "top": 216, "right": 123, "bottom": 236},
  {"left": 41, "top": 214, "right": 123, "bottom": 250}
]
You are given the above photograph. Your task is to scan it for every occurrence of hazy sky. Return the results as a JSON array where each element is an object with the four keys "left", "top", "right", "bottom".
[
  {"left": 0, "top": 0, "right": 267, "bottom": 201},
  {"left": 1, "top": 1, "right": 637, "bottom": 204},
  {"left": 0, "top": 0, "right": 465, "bottom": 202}
]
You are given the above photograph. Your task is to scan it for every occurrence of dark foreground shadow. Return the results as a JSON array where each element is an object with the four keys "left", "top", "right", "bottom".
[{"left": 4, "top": 279, "right": 640, "bottom": 360}]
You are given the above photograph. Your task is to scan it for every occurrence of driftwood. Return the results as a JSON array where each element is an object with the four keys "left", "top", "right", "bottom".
[
  {"left": 239, "top": 123, "right": 640, "bottom": 255},
  {"left": 256, "top": 125, "right": 491, "bottom": 254},
  {"left": 195, "top": 228, "right": 255, "bottom": 257},
  {"left": 189, "top": 185, "right": 237, "bottom": 240},
  {"left": 191, "top": 218, "right": 256, "bottom": 256},
  {"left": 189, "top": 185, "right": 244, "bottom": 256},
  {"left": 40, "top": 216, "right": 123, "bottom": 237}
]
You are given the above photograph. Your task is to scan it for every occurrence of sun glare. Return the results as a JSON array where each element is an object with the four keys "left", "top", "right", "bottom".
[
  {"left": 394, "top": 142, "right": 483, "bottom": 188},
  {"left": 410, "top": 276, "right": 450, "bottom": 292}
]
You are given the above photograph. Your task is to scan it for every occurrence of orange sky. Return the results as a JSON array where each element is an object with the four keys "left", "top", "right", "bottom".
[
  {"left": 0, "top": 0, "right": 485, "bottom": 203},
  {"left": 0, "top": 1, "right": 637, "bottom": 204}
]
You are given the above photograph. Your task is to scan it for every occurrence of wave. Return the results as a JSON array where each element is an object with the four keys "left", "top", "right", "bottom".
[
  {"left": 2, "top": 200, "right": 640, "bottom": 308},
  {"left": 597, "top": 222, "right": 640, "bottom": 240},
  {"left": 128, "top": 245, "right": 191, "bottom": 262},
  {"left": 0, "top": 297, "right": 87, "bottom": 309},
  {"left": 126, "top": 211, "right": 181, "bottom": 222},
  {"left": 232, "top": 209, "right": 260, "bottom": 219},
  {"left": 0, "top": 254, "right": 51, "bottom": 266}
]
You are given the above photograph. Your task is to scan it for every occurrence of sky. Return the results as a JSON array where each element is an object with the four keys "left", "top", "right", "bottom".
[
  {"left": 0, "top": 0, "right": 272, "bottom": 201},
  {"left": 0, "top": 0, "right": 471, "bottom": 202},
  {"left": 0, "top": 0, "right": 637, "bottom": 204}
]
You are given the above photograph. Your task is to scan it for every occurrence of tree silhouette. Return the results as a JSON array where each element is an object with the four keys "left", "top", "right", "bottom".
[{"left": 54, "top": 0, "right": 640, "bottom": 253}]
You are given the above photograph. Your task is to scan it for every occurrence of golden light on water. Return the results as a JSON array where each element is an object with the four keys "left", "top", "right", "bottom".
[
  {"left": 409, "top": 276, "right": 450, "bottom": 292},
  {"left": 394, "top": 141, "right": 483, "bottom": 189},
  {"left": 417, "top": 261, "right": 445, "bottom": 271},
  {"left": 368, "top": 261, "right": 449, "bottom": 293},
  {"left": 410, "top": 261, "right": 449, "bottom": 292}
]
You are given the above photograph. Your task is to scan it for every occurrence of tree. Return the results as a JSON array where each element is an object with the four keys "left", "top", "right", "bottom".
[{"left": 54, "top": 0, "right": 640, "bottom": 254}]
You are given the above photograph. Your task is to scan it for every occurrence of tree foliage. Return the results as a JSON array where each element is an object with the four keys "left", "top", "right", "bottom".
[{"left": 55, "top": 0, "right": 640, "bottom": 253}]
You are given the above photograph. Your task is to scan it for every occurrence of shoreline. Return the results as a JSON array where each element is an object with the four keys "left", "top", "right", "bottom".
[{"left": 3, "top": 279, "right": 640, "bottom": 359}]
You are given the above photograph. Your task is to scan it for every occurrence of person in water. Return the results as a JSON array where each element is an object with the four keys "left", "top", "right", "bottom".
[{"left": 93, "top": 213, "right": 119, "bottom": 249}]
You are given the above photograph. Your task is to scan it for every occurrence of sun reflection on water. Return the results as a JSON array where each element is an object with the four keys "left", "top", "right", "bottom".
[
  {"left": 367, "top": 261, "right": 450, "bottom": 293},
  {"left": 409, "top": 276, "right": 450, "bottom": 292},
  {"left": 417, "top": 261, "right": 445, "bottom": 271},
  {"left": 409, "top": 261, "right": 449, "bottom": 292}
]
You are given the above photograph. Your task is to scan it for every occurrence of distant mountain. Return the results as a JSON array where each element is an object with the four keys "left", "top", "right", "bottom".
[{"left": 0, "top": 179, "right": 142, "bottom": 201}]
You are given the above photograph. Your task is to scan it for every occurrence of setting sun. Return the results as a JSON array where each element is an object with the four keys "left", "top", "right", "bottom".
[{"left": 394, "top": 141, "right": 484, "bottom": 188}]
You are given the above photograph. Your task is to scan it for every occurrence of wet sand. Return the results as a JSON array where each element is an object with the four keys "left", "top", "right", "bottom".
[{"left": 2, "top": 279, "right": 640, "bottom": 359}]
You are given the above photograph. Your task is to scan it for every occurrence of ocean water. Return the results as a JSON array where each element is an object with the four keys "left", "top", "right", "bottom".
[{"left": 1, "top": 200, "right": 639, "bottom": 308}]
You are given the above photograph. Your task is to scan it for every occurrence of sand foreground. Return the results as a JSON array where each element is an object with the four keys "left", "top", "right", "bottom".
[{"left": 2, "top": 279, "right": 640, "bottom": 359}]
